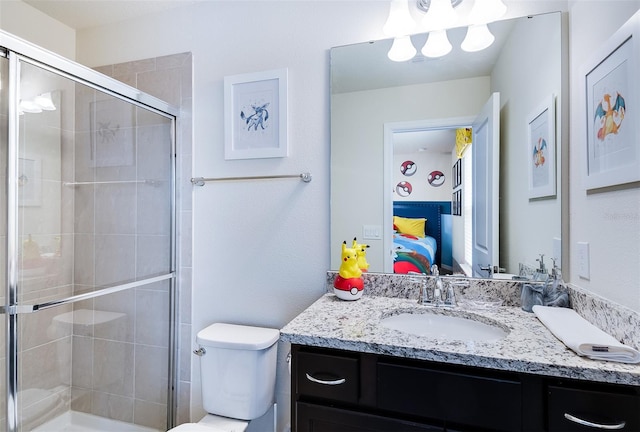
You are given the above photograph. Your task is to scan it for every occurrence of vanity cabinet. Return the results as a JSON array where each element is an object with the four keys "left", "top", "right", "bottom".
[
  {"left": 291, "top": 345, "right": 640, "bottom": 431},
  {"left": 547, "top": 382, "right": 640, "bottom": 431}
]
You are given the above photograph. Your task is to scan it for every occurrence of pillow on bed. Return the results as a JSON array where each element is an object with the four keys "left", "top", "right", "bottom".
[{"left": 393, "top": 216, "right": 426, "bottom": 238}]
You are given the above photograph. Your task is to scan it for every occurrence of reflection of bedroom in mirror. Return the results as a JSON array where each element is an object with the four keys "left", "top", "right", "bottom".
[
  {"left": 388, "top": 124, "right": 473, "bottom": 276},
  {"left": 330, "top": 11, "right": 564, "bottom": 278}
]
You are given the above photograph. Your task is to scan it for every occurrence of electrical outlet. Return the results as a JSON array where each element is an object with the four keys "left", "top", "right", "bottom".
[{"left": 577, "top": 242, "right": 590, "bottom": 280}]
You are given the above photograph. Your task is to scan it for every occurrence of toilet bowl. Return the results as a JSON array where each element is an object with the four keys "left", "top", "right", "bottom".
[{"left": 169, "top": 323, "right": 280, "bottom": 432}]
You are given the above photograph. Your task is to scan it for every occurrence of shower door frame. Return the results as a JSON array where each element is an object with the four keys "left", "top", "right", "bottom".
[{"left": 0, "top": 30, "right": 180, "bottom": 432}]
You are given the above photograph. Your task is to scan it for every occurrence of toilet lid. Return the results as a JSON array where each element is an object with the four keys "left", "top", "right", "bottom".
[
  {"left": 169, "top": 423, "right": 226, "bottom": 432},
  {"left": 196, "top": 323, "right": 279, "bottom": 350}
]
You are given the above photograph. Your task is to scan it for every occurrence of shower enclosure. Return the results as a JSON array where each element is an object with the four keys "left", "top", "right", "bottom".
[{"left": 0, "top": 32, "right": 178, "bottom": 431}]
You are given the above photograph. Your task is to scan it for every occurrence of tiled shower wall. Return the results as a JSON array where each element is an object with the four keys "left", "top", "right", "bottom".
[{"left": 93, "top": 53, "right": 193, "bottom": 425}]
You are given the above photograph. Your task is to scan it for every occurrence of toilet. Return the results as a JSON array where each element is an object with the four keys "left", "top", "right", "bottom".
[{"left": 170, "top": 323, "right": 280, "bottom": 432}]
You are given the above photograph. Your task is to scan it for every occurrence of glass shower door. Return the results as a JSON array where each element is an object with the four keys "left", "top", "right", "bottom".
[
  {"left": 0, "top": 50, "right": 9, "bottom": 432},
  {"left": 9, "top": 55, "right": 175, "bottom": 431}
]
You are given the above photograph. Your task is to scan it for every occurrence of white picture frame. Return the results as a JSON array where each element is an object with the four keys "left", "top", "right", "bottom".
[
  {"left": 224, "top": 68, "right": 288, "bottom": 160},
  {"left": 527, "top": 95, "right": 556, "bottom": 199},
  {"left": 581, "top": 11, "right": 640, "bottom": 191}
]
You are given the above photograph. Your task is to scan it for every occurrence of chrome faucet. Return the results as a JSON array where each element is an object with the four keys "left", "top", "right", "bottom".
[
  {"left": 410, "top": 272, "right": 431, "bottom": 305},
  {"left": 411, "top": 266, "right": 458, "bottom": 308},
  {"left": 431, "top": 265, "right": 444, "bottom": 307}
]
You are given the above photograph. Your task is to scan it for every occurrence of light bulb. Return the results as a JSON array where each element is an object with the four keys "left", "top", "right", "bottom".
[
  {"left": 461, "top": 24, "right": 495, "bottom": 52},
  {"left": 468, "top": 0, "right": 507, "bottom": 25},
  {"left": 34, "top": 92, "right": 56, "bottom": 110},
  {"left": 383, "top": 0, "right": 416, "bottom": 37},
  {"left": 388, "top": 36, "right": 417, "bottom": 62},
  {"left": 421, "top": 30, "right": 452, "bottom": 58},
  {"left": 19, "top": 100, "right": 42, "bottom": 114},
  {"left": 421, "top": 0, "right": 457, "bottom": 32}
]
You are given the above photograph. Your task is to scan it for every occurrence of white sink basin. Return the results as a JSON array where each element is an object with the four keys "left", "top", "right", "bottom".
[{"left": 380, "top": 312, "right": 508, "bottom": 342}]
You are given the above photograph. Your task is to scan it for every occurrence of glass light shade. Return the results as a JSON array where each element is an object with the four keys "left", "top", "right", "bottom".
[
  {"left": 421, "top": 30, "right": 452, "bottom": 58},
  {"left": 34, "top": 92, "right": 56, "bottom": 110},
  {"left": 468, "top": 0, "right": 507, "bottom": 24},
  {"left": 461, "top": 24, "right": 495, "bottom": 52},
  {"left": 388, "top": 36, "right": 417, "bottom": 62},
  {"left": 421, "top": 0, "right": 457, "bottom": 31},
  {"left": 19, "top": 100, "right": 42, "bottom": 114},
  {"left": 383, "top": 0, "right": 416, "bottom": 37}
]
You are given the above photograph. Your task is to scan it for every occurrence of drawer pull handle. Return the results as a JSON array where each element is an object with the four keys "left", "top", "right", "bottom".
[
  {"left": 305, "top": 373, "right": 346, "bottom": 386},
  {"left": 564, "top": 413, "right": 626, "bottom": 430}
]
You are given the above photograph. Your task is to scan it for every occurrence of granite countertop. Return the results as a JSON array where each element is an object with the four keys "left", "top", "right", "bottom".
[{"left": 280, "top": 293, "right": 640, "bottom": 387}]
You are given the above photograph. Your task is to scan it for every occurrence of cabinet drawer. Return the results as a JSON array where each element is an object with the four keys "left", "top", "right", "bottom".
[
  {"left": 296, "top": 351, "right": 359, "bottom": 404},
  {"left": 296, "top": 402, "right": 443, "bottom": 432},
  {"left": 548, "top": 385, "right": 640, "bottom": 431},
  {"left": 378, "top": 362, "right": 522, "bottom": 431}
]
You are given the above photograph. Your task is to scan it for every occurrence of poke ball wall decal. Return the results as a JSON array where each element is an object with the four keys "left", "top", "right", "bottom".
[
  {"left": 400, "top": 160, "right": 417, "bottom": 176},
  {"left": 396, "top": 181, "right": 412, "bottom": 197},
  {"left": 427, "top": 170, "right": 445, "bottom": 187}
]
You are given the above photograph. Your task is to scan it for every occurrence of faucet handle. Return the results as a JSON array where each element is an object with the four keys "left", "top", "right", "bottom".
[{"left": 536, "top": 254, "right": 546, "bottom": 273}]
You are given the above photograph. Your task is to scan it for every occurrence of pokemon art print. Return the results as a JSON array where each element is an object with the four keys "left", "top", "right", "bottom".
[
  {"left": 583, "top": 28, "right": 640, "bottom": 189},
  {"left": 527, "top": 96, "right": 556, "bottom": 199}
]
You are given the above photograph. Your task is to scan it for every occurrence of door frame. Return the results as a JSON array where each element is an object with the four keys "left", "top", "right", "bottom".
[{"left": 383, "top": 116, "right": 475, "bottom": 273}]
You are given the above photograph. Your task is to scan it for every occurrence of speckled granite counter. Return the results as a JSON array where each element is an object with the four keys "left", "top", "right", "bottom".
[{"left": 280, "top": 293, "right": 640, "bottom": 387}]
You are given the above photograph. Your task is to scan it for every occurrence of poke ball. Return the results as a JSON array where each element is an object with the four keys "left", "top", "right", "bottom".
[
  {"left": 400, "top": 160, "right": 417, "bottom": 176},
  {"left": 396, "top": 181, "right": 412, "bottom": 197},
  {"left": 333, "top": 275, "right": 364, "bottom": 301},
  {"left": 427, "top": 170, "right": 445, "bottom": 187}
]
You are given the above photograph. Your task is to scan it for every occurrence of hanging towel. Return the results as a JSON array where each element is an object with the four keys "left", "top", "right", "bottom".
[{"left": 532, "top": 305, "right": 640, "bottom": 364}]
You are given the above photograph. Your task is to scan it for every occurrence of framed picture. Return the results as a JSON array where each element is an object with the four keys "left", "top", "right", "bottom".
[
  {"left": 527, "top": 95, "right": 556, "bottom": 199},
  {"left": 18, "top": 157, "right": 42, "bottom": 207},
  {"left": 452, "top": 189, "right": 462, "bottom": 216},
  {"left": 224, "top": 68, "right": 288, "bottom": 160},
  {"left": 90, "top": 98, "right": 136, "bottom": 168},
  {"left": 581, "top": 12, "right": 640, "bottom": 190},
  {"left": 452, "top": 159, "right": 462, "bottom": 188}
]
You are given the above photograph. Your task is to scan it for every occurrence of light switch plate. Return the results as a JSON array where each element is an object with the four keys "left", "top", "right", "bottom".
[
  {"left": 577, "top": 241, "right": 590, "bottom": 280},
  {"left": 362, "top": 225, "right": 382, "bottom": 240}
]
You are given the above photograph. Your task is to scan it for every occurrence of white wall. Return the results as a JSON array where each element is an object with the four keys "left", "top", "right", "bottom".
[
  {"left": 0, "top": 1, "right": 75, "bottom": 59},
  {"left": 568, "top": 1, "right": 640, "bottom": 312},
  {"left": 491, "top": 12, "right": 562, "bottom": 274}
]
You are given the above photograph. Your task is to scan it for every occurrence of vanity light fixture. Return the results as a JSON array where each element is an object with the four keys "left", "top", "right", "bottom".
[
  {"left": 419, "top": 0, "right": 459, "bottom": 31},
  {"left": 388, "top": 35, "right": 418, "bottom": 61},
  {"left": 461, "top": 23, "right": 495, "bottom": 52},
  {"left": 383, "top": 0, "right": 417, "bottom": 37},
  {"left": 383, "top": 0, "right": 506, "bottom": 61},
  {"left": 33, "top": 92, "right": 56, "bottom": 111},
  {"left": 422, "top": 30, "right": 453, "bottom": 57},
  {"left": 468, "top": 0, "right": 507, "bottom": 25},
  {"left": 19, "top": 100, "right": 42, "bottom": 114},
  {"left": 19, "top": 92, "right": 57, "bottom": 115}
]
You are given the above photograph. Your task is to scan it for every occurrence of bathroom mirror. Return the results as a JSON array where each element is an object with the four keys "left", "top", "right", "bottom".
[{"left": 330, "top": 12, "right": 565, "bottom": 277}]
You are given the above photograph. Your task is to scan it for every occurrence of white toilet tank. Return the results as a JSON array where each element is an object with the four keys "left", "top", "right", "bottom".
[{"left": 196, "top": 323, "right": 279, "bottom": 421}]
